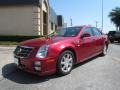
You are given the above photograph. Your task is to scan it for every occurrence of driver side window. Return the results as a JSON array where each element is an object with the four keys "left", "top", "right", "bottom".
[{"left": 84, "top": 27, "right": 94, "bottom": 36}]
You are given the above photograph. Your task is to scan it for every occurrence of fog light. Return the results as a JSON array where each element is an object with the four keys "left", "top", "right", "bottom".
[
  {"left": 34, "top": 67, "right": 41, "bottom": 71},
  {"left": 34, "top": 61, "right": 41, "bottom": 71},
  {"left": 34, "top": 61, "right": 41, "bottom": 66}
]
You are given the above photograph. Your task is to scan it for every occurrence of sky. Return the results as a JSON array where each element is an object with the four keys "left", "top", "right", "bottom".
[{"left": 49, "top": 0, "right": 120, "bottom": 33}]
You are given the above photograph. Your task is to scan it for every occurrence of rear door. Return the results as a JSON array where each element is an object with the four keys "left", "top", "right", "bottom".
[{"left": 92, "top": 27, "right": 104, "bottom": 53}]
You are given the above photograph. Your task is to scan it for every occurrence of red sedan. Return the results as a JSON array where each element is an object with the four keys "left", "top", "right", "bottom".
[{"left": 14, "top": 26, "right": 109, "bottom": 76}]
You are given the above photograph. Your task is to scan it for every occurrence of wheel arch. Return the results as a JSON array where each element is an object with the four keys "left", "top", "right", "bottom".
[{"left": 105, "top": 41, "right": 109, "bottom": 48}]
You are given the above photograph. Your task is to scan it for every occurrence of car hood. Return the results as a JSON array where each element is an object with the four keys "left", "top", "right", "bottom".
[{"left": 20, "top": 36, "right": 72, "bottom": 47}]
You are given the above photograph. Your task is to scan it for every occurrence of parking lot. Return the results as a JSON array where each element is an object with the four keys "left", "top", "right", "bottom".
[{"left": 0, "top": 44, "right": 120, "bottom": 90}]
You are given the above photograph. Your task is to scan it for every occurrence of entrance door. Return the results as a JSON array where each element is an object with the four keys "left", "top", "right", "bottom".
[{"left": 43, "top": 11, "right": 48, "bottom": 35}]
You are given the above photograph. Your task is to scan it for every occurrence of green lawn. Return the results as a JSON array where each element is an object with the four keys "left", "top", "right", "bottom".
[{"left": 0, "top": 41, "right": 18, "bottom": 45}]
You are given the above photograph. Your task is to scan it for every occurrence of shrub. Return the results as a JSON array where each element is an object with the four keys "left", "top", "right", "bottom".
[{"left": 0, "top": 35, "right": 43, "bottom": 42}]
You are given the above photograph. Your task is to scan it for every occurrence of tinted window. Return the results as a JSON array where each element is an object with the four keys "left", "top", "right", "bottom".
[
  {"left": 84, "top": 27, "right": 94, "bottom": 36},
  {"left": 115, "top": 31, "right": 120, "bottom": 36},
  {"left": 109, "top": 31, "right": 120, "bottom": 34},
  {"left": 92, "top": 28, "right": 102, "bottom": 36},
  {"left": 108, "top": 31, "right": 116, "bottom": 35}
]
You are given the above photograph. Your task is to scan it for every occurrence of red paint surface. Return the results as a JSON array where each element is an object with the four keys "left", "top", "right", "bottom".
[{"left": 17, "top": 26, "right": 108, "bottom": 76}]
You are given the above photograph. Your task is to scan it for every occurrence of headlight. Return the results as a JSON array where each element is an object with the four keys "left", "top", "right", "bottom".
[{"left": 36, "top": 45, "right": 49, "bottom": 58}]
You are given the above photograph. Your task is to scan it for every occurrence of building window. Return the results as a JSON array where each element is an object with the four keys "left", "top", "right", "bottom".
[
  {"left": 55, "top": 25, "right": 57, "bottom": 31},
  {"left": 51, "top": 22, "right": 53, "bottom": 30},
  {"left": 43, "top": 11, "right": 47, "bottom": 24}
]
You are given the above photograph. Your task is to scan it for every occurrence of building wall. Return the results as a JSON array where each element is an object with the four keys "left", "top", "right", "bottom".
[
  {"left": 33, "top": 6, "right": 41, "bottom": 35},
  {"left": 49, "top": 7, "right": 57, "bottom": 33},
  {"left": 0, "top": 0, "right": 62, "bottom": 36},
  {"left": 41, "top": 0, "right": 49, "bottom": 35},
  {"left": 0, "top": 5, "right": 40, "bottom": 36},
  {"left": 49, "top": 22, "right": 57, "bottom": 33}
]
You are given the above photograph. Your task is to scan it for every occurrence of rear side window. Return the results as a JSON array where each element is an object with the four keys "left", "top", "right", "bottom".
[{"left": 92, "top": 27, "right": 102, "bottom": 36}]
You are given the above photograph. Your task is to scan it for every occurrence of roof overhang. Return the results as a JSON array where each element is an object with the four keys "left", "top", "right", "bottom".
[{"left": 0, "top": 0, "right": 41, "bottom": 6}]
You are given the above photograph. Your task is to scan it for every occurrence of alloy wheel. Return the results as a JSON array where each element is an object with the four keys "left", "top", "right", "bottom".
[
  {"left": 57, "top": 50, "right": 74, "bottom": 75},
  {"left": 60, "top": 53, "right": 73, "bottom": 73}
]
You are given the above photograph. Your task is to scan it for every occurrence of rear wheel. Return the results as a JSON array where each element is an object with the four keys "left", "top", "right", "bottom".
[
  {"left": 57, "top": 50, "right": 75, "bottom": 76},
  {"left": 110, "top": 40, "right": 114, "bottom": 43},
  {"left": 118, "top": 40, "right": 120, "bottom": 43}
]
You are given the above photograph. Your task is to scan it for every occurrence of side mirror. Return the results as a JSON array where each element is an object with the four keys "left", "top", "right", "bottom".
[{"left": 81, "top": 33, "right": 91, "bottom": 39}]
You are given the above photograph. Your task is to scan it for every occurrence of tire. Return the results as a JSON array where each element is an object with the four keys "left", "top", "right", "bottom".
[
  {"left": 57, "top": 50, "right": 75, "bottom": 76},
  {"left": 110, "top": 40, "right": 114, "bottom": 43},
  {"left": 118, "top": 40, "right": 120, "bottom": 43},
  {"left": 100, "top": 44, "right": 108, "bottom": 56}
]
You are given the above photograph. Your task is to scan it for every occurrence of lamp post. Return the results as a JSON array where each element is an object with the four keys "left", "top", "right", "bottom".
[
  {"left": 95, "top": 21, "right": 98, "bottom": 28},
  {"left": 70, "top": 18, "right": 73, "bottom": 26},
  {"left": 101, "top": 0, "right": 103, "bottom": 31}
]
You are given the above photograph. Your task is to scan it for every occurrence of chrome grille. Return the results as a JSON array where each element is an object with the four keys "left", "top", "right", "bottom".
[{"left": 14, "top": 46, "right": 33, "bottom": 58}]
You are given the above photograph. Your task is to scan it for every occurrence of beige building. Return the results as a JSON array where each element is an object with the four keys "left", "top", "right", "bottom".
[{"left": 0, "top": 0, "right": 60, "bottom": 36}]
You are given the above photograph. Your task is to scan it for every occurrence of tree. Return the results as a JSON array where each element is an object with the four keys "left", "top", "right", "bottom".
[{"left": 109, "top": 7, "right": 120, "bottom": 31}]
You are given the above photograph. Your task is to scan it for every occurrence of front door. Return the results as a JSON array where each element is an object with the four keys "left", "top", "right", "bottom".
[{"left": 77, "top": 27, "right": 95, "bottom": 62}]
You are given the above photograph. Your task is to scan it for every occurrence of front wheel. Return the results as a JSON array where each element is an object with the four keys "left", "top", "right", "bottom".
[{"left": 57, "top": 50, "right": 75, "bottom": 76}]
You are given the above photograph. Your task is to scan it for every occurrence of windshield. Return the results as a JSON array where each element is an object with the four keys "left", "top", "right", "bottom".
[{"left": 51, "top": 27, "right": 81, "bottom": 37}]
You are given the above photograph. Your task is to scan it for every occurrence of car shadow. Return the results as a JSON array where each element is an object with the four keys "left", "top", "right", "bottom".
[
  {"left": 2, "top": 63, "right": 59, "bottom": 84},
  {"left": 114, "top": 43, "right": 120, "bottom": 45},
  {"left": 111, "top": 42, "right": 120, "bottom": 45},
  {"left": 2, "top": 56, "right": 100, "bottom": 84}
]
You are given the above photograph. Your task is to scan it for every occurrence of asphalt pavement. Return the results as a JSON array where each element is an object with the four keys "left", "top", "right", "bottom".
[
  {"left": 0, "top": 44, "right": 120, "bottom": 90},
  {"left": 0, "top": 46, "right": 16, "bottom": 81}
]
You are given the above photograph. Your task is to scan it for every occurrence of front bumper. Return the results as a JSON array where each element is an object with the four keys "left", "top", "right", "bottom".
[{"left": 14, "top": 57, "right": 57, "bottom": 76}]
